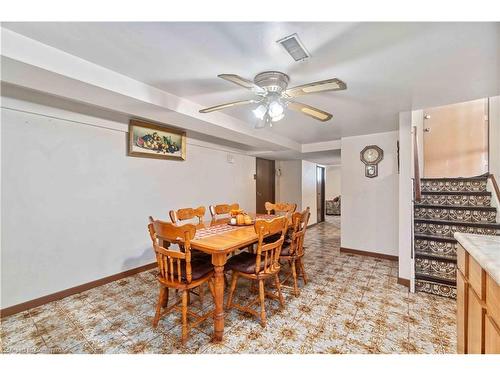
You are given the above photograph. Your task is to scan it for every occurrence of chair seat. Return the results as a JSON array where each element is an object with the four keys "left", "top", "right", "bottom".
[
  {"left": 191, "top": 250, "right": 212, "bottom": 261},
  {"left": 179, "top": 245, "right": 211, "bottom": 261},
  {"left": 165, "top": 257, "right": 213, "bottom": 282},
  {"left": 264, "top": 233, "right": 281, "bottom": 244},
  {"left": 280, "top": 241, "right": 292, "bottom": 256},
  {"left": 226, "top": 252, "right": 271, "bottom": 274}
]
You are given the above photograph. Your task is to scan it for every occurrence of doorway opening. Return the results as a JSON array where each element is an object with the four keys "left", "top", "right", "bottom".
[
  {"left": 255, "top": 158, "right": 275, "bottom": 214},
  {"left": 316, "top": 166, "right": 325, "bottom": 223}
]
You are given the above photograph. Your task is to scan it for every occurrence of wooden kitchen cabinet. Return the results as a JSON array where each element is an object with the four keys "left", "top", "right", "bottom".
[
  {"left": 467, "top": 286, "right": 485, "bottom": 354},
  {"left": 456, "top": 270, "right": 468, "bottom": 354},
  {"left": 485, "top": 316, "right": 500, "bottom": 354},
  {"left": 456, "top": 243, "right": 500, "bottom": 354}
]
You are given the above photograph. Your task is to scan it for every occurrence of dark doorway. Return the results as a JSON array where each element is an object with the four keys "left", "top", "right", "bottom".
[
  {"left": 316, "top": 166, "right": 325, "bottom": 223},
  {"left": 256, "top": 158, "right": 275, "bottom": 214}
]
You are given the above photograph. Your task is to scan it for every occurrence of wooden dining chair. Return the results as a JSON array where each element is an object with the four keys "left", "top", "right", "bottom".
[
  {"left": 279, "top": 207, "right": 311, "bottom": 297},
  {"left": 148, "top": 219, "right": 214, "bottom": 344},
  {"left": 264, "top": 202, "right": 297, "bottom": 217},
  {"left": 209, "top": 203, "right": 239, "bottom": 222},
  {"left": 168, "top": 207, "right": 210, "bottom": 262},
  {"left": 225, "top": 217, "right": 288, "bottom": 327},
  {"left": 169, "top": 206, "right": 206, "bottom": 225}
]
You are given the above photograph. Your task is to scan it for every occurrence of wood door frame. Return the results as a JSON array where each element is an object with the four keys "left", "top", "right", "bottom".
[
  {"left": 255, "top": 158, "right": 275, "bottom": 214},
  {"left": 316, "top": 165, "right": 326, "bottom": 223}
]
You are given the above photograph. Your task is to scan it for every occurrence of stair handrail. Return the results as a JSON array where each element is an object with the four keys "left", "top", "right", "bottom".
[{"left": 412, "top": 126, "right": 422, "bottom": 202}]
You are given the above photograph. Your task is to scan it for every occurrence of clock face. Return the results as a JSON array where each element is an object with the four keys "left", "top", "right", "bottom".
[{"left": 363, "top": 147, "right": 380, "bottom": 163}]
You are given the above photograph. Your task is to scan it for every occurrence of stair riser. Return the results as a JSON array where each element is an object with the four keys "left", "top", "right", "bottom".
[
  {"left": 415, "top": 258, "right": 457, "bottom": 282},
  {"left": 415, "top": 222, "right": 500, "bottom": 238},
  {"left": 414, "top": 239, "right": 457, "bottom": 260},
  {"left": 415, "top": 280, "right": 457, "bottom": 299},
  {"left": 421, "top": 180, "right": 487, "bottom": 193},
  {"left": 414, "top": 207, "right": 497, "bottom": 223},
  {"left": 419, "top": 195, "right": 491, "bottom": 207}
]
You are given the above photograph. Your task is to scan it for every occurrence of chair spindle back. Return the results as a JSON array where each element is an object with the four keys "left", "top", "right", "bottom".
[
  {"left": 264, "top": 202, "right": 297, "bottom": 218},
  {"left": 209, "top": 203, "right": 240, "bottom": 220},
  {"left": 169, "top": 206, "right": 206, "bottom": 225},
  {"left": 254, "top": 217, "right": 288, "bottom": 275},
  {"left": 288, "top": 207, "right": 311, "bottom": 257},
  {"left": 148, "top": 220, "right": 197, "bottom": 285}
]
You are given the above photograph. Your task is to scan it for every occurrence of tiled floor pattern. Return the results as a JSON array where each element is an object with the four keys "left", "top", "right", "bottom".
[{"left": 1, "top": 216, "right": 456, "bottom": 354}]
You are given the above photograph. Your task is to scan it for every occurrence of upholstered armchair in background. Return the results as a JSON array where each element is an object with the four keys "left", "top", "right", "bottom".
[{"left": 326, "top": 196, "right": 341, "bottom": 215}]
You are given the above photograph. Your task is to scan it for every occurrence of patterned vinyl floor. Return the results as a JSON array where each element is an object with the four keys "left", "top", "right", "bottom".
[{"left": 0, "top": 216, "right": 457, "bottom": 354}]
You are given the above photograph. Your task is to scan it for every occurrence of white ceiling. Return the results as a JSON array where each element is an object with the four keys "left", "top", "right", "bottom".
[{"left": 2, "top": 22, "right": 499, "bottom": 154}]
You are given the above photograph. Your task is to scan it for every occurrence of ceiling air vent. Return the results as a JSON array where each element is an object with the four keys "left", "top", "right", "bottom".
[{"left": 277, "top": 33, "right": 310, "bottom": 62}]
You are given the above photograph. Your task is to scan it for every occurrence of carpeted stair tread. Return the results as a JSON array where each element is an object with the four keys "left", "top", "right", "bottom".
[
  {"left": 414, "top": 204, "right": 496, "bottom": 211},
  {"left": 414, "top": 218, "right": 500, "bottom": 229},
  {"left": 420, "top": 191, "right": 491, "bottom": 196},
  {"left": 414, "top": 234, "right": 457, "bottom": 243},
  {"left": 415, "top": 274, "right": 456, "bottom": 286}
]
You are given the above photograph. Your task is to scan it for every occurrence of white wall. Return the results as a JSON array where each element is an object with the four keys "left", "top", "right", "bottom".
[
  {"left": 276, "top": 160, "right": 318, "bottom": 225},
  {"left": 326, "top": 165, "right": 341, "bottom": 199},
  {"left": 341, "top": 131, "right": 399, "bottom": 257},
  {"left": 489, "top": 96, "right": 500, "bottom": 180},
  {"left": 302, "top": 160, "right": 318, "bottom": 225},
  {"left": 1, "top": 99, "right": 256, "bottom": 308},
  {"left": 398, "top": 112, "right": 414, "bottom": 284},
  {"left": 276, "top": 160, "right": 302, "bottom": 208}
]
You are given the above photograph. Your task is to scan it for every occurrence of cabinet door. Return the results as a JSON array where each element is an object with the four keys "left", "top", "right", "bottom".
[
  {"left": 467, "top": 286, "right": 485, "bottom": 354},
  {"left": 485, "top": 316, "right": 500, "bottom": 354},
  {"left": 457, "top": 270, "right": 468, "bottom": 353}
]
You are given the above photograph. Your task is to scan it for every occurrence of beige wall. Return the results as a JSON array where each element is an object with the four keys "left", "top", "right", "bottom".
[
  {"left": 302, "top": 160, "right": 318, "bottom": 225},
  {"left": 276, "top": 160, "right": 302, "bottom": 209},
  {"left": 489, "top": 96, "right": 500, "bottom": 179},
  {"left": 341, "top": 131, "right": 399, "bottom": 257},
  {"left": 1, "top": 98, "right": 256, "bottom": 308},
  {"left": 276, "top": 159, "right": 319, "bottom": 225},
  {"left": 326, "top": 165, "right": 341, "bottom": 199}
]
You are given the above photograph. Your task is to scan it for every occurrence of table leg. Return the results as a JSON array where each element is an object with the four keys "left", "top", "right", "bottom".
[{"left": 211, "top": 253, "right": 227, "bottom": 342}]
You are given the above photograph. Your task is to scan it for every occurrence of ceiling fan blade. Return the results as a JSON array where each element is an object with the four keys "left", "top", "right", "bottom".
[
  {"left": 199, "top": 99, "right": 256, "bottom": 113},
  {"left": 218, "top": 74, "right": 266, "bottom": 94},
  {"left": 287, "top": 101, "right": 333, "bottom": 122},
  {"left": 283, "top": 78, "right": 346, "bottom": 98}
]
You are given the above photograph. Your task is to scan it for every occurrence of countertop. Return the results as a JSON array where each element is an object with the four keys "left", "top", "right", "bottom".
[{"left": 454, "top": 233, "right": 500, "bottom": 285}]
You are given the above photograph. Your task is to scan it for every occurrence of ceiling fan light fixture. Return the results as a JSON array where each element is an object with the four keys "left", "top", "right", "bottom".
[
  {"left": 200, "top": 71, "right": 344, "bottom": 124},
  {"left": 254, "top": 118, "right": 266, "bottom": 129},
  {"left": 268, "top": 101, "right": 284, "bottom": 118},
  {"left": 264, "top": 113, "right": 272, "bottom": 127},
  {"left": 271, "top": 113, "right": 285, "bottom": 122},
  {"left": 252, "top": 104, "right": 268, "bottom": 120}
]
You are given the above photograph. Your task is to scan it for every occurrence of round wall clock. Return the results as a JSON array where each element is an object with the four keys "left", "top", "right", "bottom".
[{"left": 360, "top": 145, "right": 384, "bottom": 178}]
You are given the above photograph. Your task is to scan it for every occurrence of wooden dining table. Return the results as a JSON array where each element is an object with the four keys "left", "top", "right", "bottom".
[{"left": 186, "top": 213, "right": 283, "bottom": 342}]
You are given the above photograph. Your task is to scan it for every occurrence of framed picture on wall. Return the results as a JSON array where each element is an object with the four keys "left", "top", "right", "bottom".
[{"left": 128, "top": 119, "right": 186, "bottom": 160}]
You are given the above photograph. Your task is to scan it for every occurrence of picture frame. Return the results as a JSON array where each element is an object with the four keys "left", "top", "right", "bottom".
[{"left": 128, "top": 119, "right": 186, "bottom": 160}]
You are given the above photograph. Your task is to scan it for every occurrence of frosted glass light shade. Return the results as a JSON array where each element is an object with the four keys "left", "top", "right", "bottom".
[
  {"left": 252, "top": 104, "right": 267, "bottom": 120},
  {"left": 268, "top": 101, "right": 284, "bottom": 117}
]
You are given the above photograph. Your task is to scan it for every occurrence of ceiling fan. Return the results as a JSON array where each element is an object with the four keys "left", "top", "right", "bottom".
[{"left": 199, "top": 71, "right": 347, "bottom": 128}]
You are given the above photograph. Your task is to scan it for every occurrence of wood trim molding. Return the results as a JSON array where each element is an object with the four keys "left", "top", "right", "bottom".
[
  {"left": 340, "top": 247, "right": 399, "bottom": 261},
  {"left": 0, "top": 262, "right": 156, "bottom": 318},
  {"left": 397, "top": 277, "right": 411, "bottom": 288}
]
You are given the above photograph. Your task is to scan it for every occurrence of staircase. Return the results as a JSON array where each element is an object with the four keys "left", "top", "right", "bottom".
[{"left": 413, "top": 175, "right": 500, "bottom": 298}]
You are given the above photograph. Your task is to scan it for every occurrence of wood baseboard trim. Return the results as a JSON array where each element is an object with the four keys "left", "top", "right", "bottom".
[
  {"left": 0, "top": 262, "right": 156, "bottom": 318},
  {"left": 397, "top": 277, "right": 411, "bottom": 288},
  {"left": 340, "top": 247, "right": 398, "bottom": 261}
]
